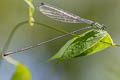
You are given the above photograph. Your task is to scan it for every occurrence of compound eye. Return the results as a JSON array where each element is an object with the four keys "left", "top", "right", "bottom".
[
  {"left": 101, "top": 24, "right": 106, "bottom": 30},
  {"left": 103, "top": 26, "right": 107, "bottom": 30}
]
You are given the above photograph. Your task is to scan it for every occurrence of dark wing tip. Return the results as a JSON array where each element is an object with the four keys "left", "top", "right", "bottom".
[
  {"left": 3, "top": 53, "right": 8, "bottom": 56},
  {"left": 40, "top": 3, "right": 45, "bottom": 6}
]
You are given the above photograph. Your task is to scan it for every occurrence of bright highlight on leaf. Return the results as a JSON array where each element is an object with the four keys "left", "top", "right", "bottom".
[
  {"left": 11, "top": 63, "right": 32, "bottom": 80},
  {"left": 24, "top": 0, "right": 35, "bottom": 26},
  {"left": 47, "top": 29, "right": 114, "bottom": 64}
]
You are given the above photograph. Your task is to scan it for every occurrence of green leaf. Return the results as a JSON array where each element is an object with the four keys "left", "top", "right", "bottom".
[
  {"left": 24, "top": 0, "right": 35, "bottom": 26},
  {"left": 11, "top": 63, "right": 32, "bottom": 80},
  {"left": 47, "top": 29, "right": 113, "bottom": 64}
]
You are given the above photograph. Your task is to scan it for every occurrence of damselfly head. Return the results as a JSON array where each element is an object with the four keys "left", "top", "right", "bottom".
[
  {"left": 101, "top": 24, "right": 107, "bottom": 30},
  {"left": 93, "top": 22, "right": 106, "bottom": 30}
]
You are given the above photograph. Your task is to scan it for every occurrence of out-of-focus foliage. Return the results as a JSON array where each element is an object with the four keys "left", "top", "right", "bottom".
[
  {"left": 24, "top": 0, "right": 35, "bottom": 26},
  {"left": 11, "top": 63, "right": 32, "bottom": 80}
]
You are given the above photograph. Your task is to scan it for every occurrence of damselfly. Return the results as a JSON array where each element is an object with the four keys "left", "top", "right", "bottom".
[{"left": 3, "top": 3, "right": 118, "bottom": 57}]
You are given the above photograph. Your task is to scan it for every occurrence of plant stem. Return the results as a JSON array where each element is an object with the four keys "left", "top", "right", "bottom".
[
  {"left": 34, "top": 22, "right": 78, "bottom": 37},
  {"left": 1, "top": 21, "right": 28, "bottom": 54},
  {"left": 113, "top": 43, "right": 120, "bottom": 47}
]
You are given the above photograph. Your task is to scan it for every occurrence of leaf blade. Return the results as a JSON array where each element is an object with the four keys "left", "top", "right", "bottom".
[
  {"left": 47, "top": 29, "right": 114, "bottom": 63},
  {"left": 81, "top": 33, "right": 113, "bottom": 56}
]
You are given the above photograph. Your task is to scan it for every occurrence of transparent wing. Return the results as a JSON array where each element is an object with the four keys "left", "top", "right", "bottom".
[{"left": 39, "top": 3, "right": 94, "bottom": 24}]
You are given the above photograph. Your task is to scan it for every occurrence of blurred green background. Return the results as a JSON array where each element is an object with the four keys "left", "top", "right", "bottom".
[{"left": 0, "top": 0, "right": 120, "bottom": 80}]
